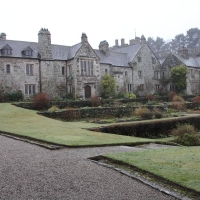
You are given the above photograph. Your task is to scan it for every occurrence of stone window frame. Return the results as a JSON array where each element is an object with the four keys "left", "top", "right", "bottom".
[
  {"left": 138, "top": 70, "right": 143, "bottom": 79},
  {"left": 25, "top": 84, "right": 36, "bottom": 95},
  {"left": 24, "top": 50, "right": 33, "bottom": 56},
  {"left": 154, "top": 71, "right": 159, "bottom": 79},
  {"left": 155, "top": 84, "right": 160, "bottom": 91},
  {"left": 6, "top": 64, "right": 11, "bottom": 74},
  {"left": 62, "top": 66, "right": 65, "bottom": 76},
  {"left": 138, "top": 84, "right": 144, "bottom": 91},
  {"left": 152, "top": 57, "right": 156, "bottom": 64},
  {"left": 137, "top": 56, "right": 142, "bottom": 62},
  {"left": 127, "top": 84, "right": 132, "bottom": 92},
  {"left": 26, "top": 63, "right": 34, "bottom": 75},
  {"left": 67, "top": 65, "right": 72, "bottom": 76},
  {"left": 80, "top": 59, "right": 94, "bottom": 76}
]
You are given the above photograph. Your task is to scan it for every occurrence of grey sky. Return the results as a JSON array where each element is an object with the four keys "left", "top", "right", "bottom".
[{"left": 1, "top": 0, "right": 200, "bottom": 48}]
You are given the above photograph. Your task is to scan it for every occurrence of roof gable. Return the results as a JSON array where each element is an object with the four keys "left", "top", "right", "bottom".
[{"left": 2, "top": 44, "right": 12, "bottom": 50}]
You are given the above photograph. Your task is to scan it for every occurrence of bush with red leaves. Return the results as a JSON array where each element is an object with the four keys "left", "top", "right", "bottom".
[{"left": 32, "top": 92, "right": 50, "bottom": 110}]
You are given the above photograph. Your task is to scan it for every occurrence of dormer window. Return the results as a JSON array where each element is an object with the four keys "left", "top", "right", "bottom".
[
  {"left": 1, "top": 44, "right": 12, "bottom": 56},
  {"left": 23, "top": 46, "right": 33, "bottom": 56}
]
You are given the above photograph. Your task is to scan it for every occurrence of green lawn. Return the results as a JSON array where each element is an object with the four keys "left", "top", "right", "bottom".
[
  {"left": 104, "top": 147, "right": 200, "bottom": 192},
  {"left": 0, "top": 103, "right": 172, "bottom": 147}
]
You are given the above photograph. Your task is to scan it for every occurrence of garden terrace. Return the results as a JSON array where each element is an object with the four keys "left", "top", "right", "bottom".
[{"left": 89, "top": 114, "right": 200, "bottom": 138}]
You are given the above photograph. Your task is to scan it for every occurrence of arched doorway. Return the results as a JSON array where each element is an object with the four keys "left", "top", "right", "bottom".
[{"left": 84, "top": 85, "right": 91, "bottom": 98}]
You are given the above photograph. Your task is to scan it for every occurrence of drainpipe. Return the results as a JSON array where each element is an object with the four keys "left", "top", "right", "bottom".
[{"left": 39, "top": 59, "right": 42, "bottom": 92}]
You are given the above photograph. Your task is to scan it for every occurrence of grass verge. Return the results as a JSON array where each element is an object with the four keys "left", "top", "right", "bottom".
[
  {"left": 0, "top": 103, "right": 172, "bottom": 147},
  {"left": 104, "top": 146, "right": 200, "bottom": 193}
]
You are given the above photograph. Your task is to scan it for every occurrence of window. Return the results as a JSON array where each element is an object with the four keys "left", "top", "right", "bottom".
[
  {"left": 155, "top": 84, "right": 160, "bottom": 91},
  {"left": 169, "top": 84, "right": 175, "bottom": 91},
  {"left": 6, "top": 64, "right": 10, "bottom": 73},
  {"left": 117, "top": 86, "right": 119, "bottom": 91},
  {"left": 105, "top": 69, "right": 108, "bottom": 74},
  {"left": 152, "top": 57, "right": 156, "bottom": 64},
  {"left": 127, "top": 84, "right": 132, "bottom": 92},
  {"left": 1, "top": 45, "right": 12, "bottom": 56},
  {"left": 26, "top": 64, "right": 33, "bottom": 75},
  {"left": 68, "top": 84, "right": 72, "bottom": 94},
  {"left": 24, "top": 50, "right": 33, "bottom": 56},
  {"left": 138, "top": 71, "right": 142, "bottom": 78},
  {"left": 80, "top": 60, "right": 94, "bottom": 76},
  {"left": 154, "top": 71, "right": 159, "bottom": 79},
  {"left": 62, "top": 66, "right": 65, "bottom": 75},
  {"left": 125, "top": 71, "right": 127, "bottom": 76},
  {"left": 67, "top": 65, "right": 72, "bottom": 76},
  {"left": 137, "top": 56, "right": 142, "bottom": 62},
  {"left": 25, "top": 84, "right": 36, "bottom": 95},
  {"left": 138, "top": 84, "right": 144, "bottom": 91}
]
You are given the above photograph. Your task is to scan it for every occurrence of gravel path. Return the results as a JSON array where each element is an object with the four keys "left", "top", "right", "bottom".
[{"left": 0, "top": 135, "right": 178, "bottom": 200}]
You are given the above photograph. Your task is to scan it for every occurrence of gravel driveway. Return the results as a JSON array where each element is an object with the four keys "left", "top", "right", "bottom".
[{"left": 0, "top": 135, "right": 178, "bottom": 200}]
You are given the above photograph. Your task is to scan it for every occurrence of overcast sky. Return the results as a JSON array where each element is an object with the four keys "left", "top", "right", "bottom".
[{"left": 1, "top": 0, "right": 200, "bottom": 48}]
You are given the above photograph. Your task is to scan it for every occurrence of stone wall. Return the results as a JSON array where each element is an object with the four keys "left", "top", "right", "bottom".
[
  {"left": 131, "top": 44, "right": 160, "bottom": 95},
  {"left": 0, "top": 58, "right": 39, "bottom": 97}
]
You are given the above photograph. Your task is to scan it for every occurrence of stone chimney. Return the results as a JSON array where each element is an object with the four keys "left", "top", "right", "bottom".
[
  {"left": 115, "top": 39, "right": 119, "bottom": 46},
  {"left": 140, "top": 35, "right": 146, "bottom": 44},
  {"left": 178, "top": 46, "right": 189, "bottom": 59},
  {"left": 99, "top": 40, "right": 109, "bottom": 55},
  {"left": 121, "top": 38, "right": 125, "bottom": 46},
  {"left": 0, "top": 33, "right": 6, "bottom": 40},
  {"left": 38, "top": 28, "right": 52, "bottom": 59},
  {"left": 81, "top": 33, "right": 88, "bottom": 43}
]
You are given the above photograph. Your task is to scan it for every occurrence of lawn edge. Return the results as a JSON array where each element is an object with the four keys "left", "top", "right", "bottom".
[{"left": 93, "top": 155, "right": 200, "bottom": 197}]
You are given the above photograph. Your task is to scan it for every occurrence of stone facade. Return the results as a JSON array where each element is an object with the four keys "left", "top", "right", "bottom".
[
  {"left": 161, "top": 47, "right": 200, "bottom": 95},
  {"left": 0, "top": 28, "right": 163, "bottom": 99}
]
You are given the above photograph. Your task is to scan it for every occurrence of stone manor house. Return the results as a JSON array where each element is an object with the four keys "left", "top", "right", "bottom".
[{"left": 0, "top": 28, "right": 199, "bottom": 99}]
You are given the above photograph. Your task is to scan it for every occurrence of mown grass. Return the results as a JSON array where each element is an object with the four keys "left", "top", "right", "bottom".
[
  {"left": 0, "top": 103, "right": 172, "bottom": 146},
  {"left": 104, "top": 147, "right": 200, "bottom": 192}
]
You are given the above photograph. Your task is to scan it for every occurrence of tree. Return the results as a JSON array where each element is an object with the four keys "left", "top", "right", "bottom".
[
  {"left": 100, "top": 74, "right": 116, "bottom": 98},
  {"left": 170, "top": 65, "right": 188, "bottom": 92}
]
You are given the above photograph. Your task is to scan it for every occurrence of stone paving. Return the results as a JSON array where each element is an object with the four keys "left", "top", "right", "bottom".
[{"left": 0, "top": 135, "right": 180, "bottom": 200}]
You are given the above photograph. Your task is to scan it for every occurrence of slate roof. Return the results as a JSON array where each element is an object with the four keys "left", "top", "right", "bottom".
[
  {"left": 0, "top": 40, "right": 39, "bottom": 58},
  {"left": 0, "top": 39, "right": 141, "bottom": 67},
  {"left": 95, "top": 50, "right": 128, "bottom": 67},
  {"left": 67, "top": 43, "right": 82, "bottom": 60},
  {"left": 173, "top": 53, "right": 200, "bottom": 68},
  {"left": 111, "top": 44, "right": 141, "bottom": 62}
]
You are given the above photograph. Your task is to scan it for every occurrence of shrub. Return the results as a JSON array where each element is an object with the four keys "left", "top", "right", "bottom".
[
  {"left": 172, "top": 95, "right": 184, "bottom": 102},
  {"left": 141, "top": 111, "right": 153, "bottom": 119},
  {"left": 171, "top": 102, "right": 186, "bottom": 111},
  {"left": 48, "top": 106, "right": 60, "bottom": 112},
  {"left": 2, "top": 90, "right": 23, "bottom": 102},
  {"left": 191, "top": 96, "right": 200, "bottom": 107},
  {"left": 133, "top": 107, "right": 149, "bottom": 118},
  {"left": 32, "top": 92, "right": 50, "bottom": 110},
  {"left": 146, "top": 94, "right": 156, "bottom": 101},
  {"left": 168, "top": 91, "right": 176, "bottom": 102},
  {"left": 154, "top": 112, "right": 163, "bottom": 119},
  {"left": 171, "top": 124, "right": 200, "bottom": 146},
  {"left": 90, "top": 95, "right": 100, "bottom": 107}
]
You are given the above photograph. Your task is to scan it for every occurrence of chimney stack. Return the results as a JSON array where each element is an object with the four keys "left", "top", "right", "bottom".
[
  {"left": 0, "top": 33, "right": 6, "bottom": 40},
  {"left": 121, "top": 38, "right": 125, "bottom": 46},
  {"left": 115, "top": 39, "right": 119, "bottom": 46}
]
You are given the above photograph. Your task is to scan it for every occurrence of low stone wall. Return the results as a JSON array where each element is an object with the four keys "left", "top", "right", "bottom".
[
  {"left": 38, "top": 107, "right": 136, "bottom": 121},
  {"left": 94, "top": 115, "right": 200, "bottom": 138}
]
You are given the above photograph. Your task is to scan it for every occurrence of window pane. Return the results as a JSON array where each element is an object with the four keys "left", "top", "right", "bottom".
[
  {"left": 26, "top": 65, "right": 29, "bottom": 74},
  {"left": 29, "top": 85, "right": 32, "bottom": 94},
  {"left": 30, "top": 65, "right": 33, "bottom": 74},
  {"left": 33, "top": 85, "right": 35, "bottom": 94},
  {"left": 25, "top": 85, "right": 28, "bottom": 94},
  {"left": 6, "top": 65, "right": 10, "bottom": 73}
]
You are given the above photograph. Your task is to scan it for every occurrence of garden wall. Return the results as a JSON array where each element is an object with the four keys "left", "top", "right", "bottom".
[
  {"left": 94, "top": 115, "right": 200, "bottom": 138},
  {"left": 38, "top": 107, "right": 136, "bottom": 121}
]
